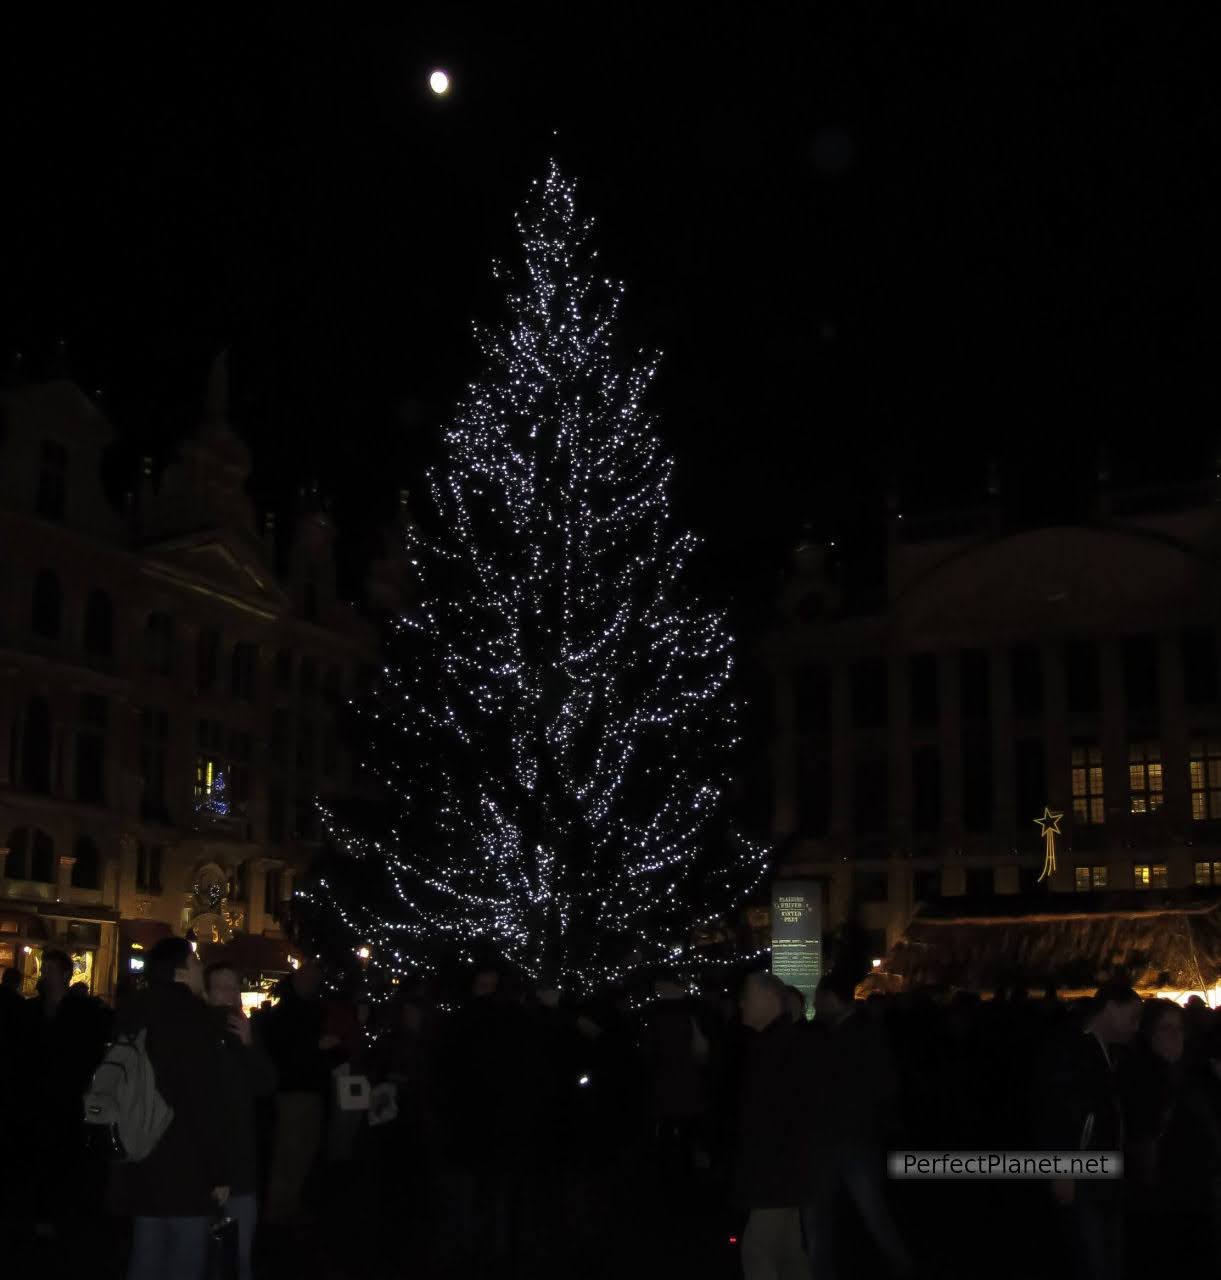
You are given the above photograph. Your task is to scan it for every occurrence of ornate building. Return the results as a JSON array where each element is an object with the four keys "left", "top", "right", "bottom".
[
  {"left": 0, "top": 361, "right": 379, "bottom": 1000},
  {"left": 762, "top": 478, "right": 1221, "bottom": 960}
]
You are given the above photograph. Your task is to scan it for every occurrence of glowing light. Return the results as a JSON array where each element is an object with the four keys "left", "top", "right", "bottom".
[
  {"left": 356, "top": 946, "right": 371, "bottom": 961},
  {"left": 577, "top": 1074, "right": 590, "bottom": 1087},
  {"left": 429, "top": 69, "right": 450, "bottom": 95},
  {"left": 1034, "top": 806, "right": 1064, "bottom": 882},
  {"left": 871, "top": 957, "right": 882, "bottom": 969},
  {"left": 22, "top": 945, "right": 32, "bottom": 955}
]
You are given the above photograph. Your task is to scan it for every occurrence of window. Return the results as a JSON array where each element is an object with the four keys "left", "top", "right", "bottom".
[
  {"left": 6, "top": 828, "right": 55, "bottom": 883},
  {"left": 71, "top": 836, "right": 100, "bottom": 890},
  {"left": 1122, "top": 636, "right": 1158, "bottom": 713},
  {"left": 1011, "top": 645, "right": 1044, "bottom": 716},
  {"left": 959, "top": 650, "right": 990, "bottom": 721},
  {"left": 1015, "top": 740, "right": 1047, "bottom": 825},
  {"left": 82, "top": 590, "right": 113, "bottom": 656},
  {"left": 143, "top": 613, "right": 175, "bottom": 675},
  {"left": 851, "top": 749, "right": 886, "bottom": 835},
  {"left": 264, "top": 869, "right": 283, "bottom": 918},
  {"left": 37, "top": 440, "right": 68, "bottom": 520},
  {"left": 136, "top": 843, "right": 163, "bottom": 894},
  {"left": 964, "top": 866, "right": 993, "bottom": 897},
  {"left": 908, "top": 654, "right": 939, "bottom": 727},
  {"left": 139, "top": 708, "right": 170, "bottom": 821},
  {"left": 851, "top": 660, "right": 888, "bottom": 730},
  {"left": 1065, "top": 640, "right": 1100, "bottom": 715},
  {"left": 195, "top": 719, "right": 225, "bottom": 810},
  {"left": 795, "top": 664, "right": 830, "bottom": 733},
  {"left": 1074, "top": 865, "right": 1108, "bottom": 891},
  {"left": 268, "top": 784, "right": 287, "bottom": 844},
  {"left": 299, "top": 658, "right": 319, "bottom": 700},
  {"left": 1190, "top": 741, "right": 1221, "bottom": 821},
  {"left": 1071, "top": 744, "right": 1105, "bottom": 825},
  {"left": 912, "top": 746, "right": 942, "bottom": 834},
  {"left": 324, "top": 666, "right": 343, "bottom": 705},
  {"left": 32, "top": 570, "right": 62, "bottom": 638},
  {"left": 231, "top": 642, "right": 258, "bottom": 702},
  {"left": 963, "top": 731, "right": 994, "bottom": 833},
  {"left": 1133, "top": 863, "right": 1168, "bottom": 890},
  {"left": 197, "top": 629, "right": 220, "bottom": 692},
  {"left": 275, "top": 649, "right": 293, "bottom": 693},
  {"left": 20, "top": 696, "right": 53, "bottom": 793},
  {"left": 1182, "top": 630, "right": 1219, "bottom": 708},
  {"left": 270, "top": 710, "right": 290, "bottom": 767},
  {"left": 913, "top": 869, "right": 941, "bottom": 901},
  {"left": 297, "top": 718, "right": 316, "bottom": 775},
  {"left": 75, "top": 694, "right": 108, "bottom": 805},
  {"left": 1193, "top": 861, "right": 1221, "bottom": 887},
  {"left": 1128, "top": 743, "right": 1164, "bottom": 814},
  {"left": 4, "top": 828, "right": 29, "bottom": 879},
  {"left": 228, "top": 731, "right": 252, "bottom": 809},
  {"left": 853, "top": 870, "right": 889, "bottom": 903}
]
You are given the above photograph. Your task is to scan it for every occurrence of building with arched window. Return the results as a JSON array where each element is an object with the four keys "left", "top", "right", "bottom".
[
  {"left": 762, "top": 481, "right": 1221, "bottom": 963},
  {"left": 0, "top": 363, "right": 381, "bottom": 999}
]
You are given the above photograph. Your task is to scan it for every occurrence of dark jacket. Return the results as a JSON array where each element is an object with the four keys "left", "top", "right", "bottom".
[
  {"left": 733, "top": 1015, "right": 820, "bottom": 1209},
  {"left": 816, "top": 1009, "right": 898, "bottom": 1147},
  {"left": 215, "top": 1012, "right": 277, "bottom": 1196},
  {"left": 256, "top": 981, "right": 332, "bottom": 1094},
  {"left": 641, "top": 995, "right": 709, "bottom": 1119},
  {"left": 114, "top": 983, "right": 231, "bottom": 1217}
]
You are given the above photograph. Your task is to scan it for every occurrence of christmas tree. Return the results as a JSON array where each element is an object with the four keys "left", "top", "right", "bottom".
[{"left": 308, "top": 162, "right": 764, "bottom": 992}]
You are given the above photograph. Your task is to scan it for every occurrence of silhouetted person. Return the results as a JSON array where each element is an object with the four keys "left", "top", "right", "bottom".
[
  {"left": 24, "top": 949, "right": 110, "bottom": 1247},
  {"left": 733, "top": 971, "right": 819, "bottom": 1280},
  {"left": 115, "top": 936, "right": 231, "bottom": 1280},
  {"left": 1122, "top": 998, "right": 1221, "bottom": 1271},
  {"left": 205, "top": 962, "right": 276, "bottom": 1280},
  {"left": 1034, "top": 979, "right": 1141, "bottom": 1280},
  {"left": 257, "top": 960, "right": 342, "bottom": 1229},
  {"left": 640, "top": 971, "right": 710, "bottom": 1179},
  {"left": 783, "top": 984, "right": 807, "bottom": 1024},
  {"left": 806, "top": 971, "right": 912, "bottom": 1280}
]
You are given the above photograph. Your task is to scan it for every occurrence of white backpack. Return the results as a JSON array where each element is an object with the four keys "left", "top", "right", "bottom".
[{"left": 82, "top": 1028, "right": 173, "bottom": 1161}]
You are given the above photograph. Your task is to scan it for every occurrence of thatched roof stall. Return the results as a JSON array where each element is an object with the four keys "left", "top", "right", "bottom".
[{"left": 860, "top": 892, "right": 1221, "bottom": 1001}]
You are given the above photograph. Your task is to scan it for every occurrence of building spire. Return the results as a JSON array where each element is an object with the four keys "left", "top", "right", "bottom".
[{"left": 204, "top": 348, "right": 230, "bottom": 425}]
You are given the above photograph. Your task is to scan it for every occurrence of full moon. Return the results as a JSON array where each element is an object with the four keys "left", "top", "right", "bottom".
[{"left": 429, "top": 69, "right": 450, "bottom": 95}]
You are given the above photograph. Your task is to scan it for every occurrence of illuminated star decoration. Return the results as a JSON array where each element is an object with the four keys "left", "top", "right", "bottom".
[
  {"left": 303, "top": 161, "right": 766, "bottom": 994},
  {"left": 1034, "top": 806, "right": 1063, "bottom": 882}
]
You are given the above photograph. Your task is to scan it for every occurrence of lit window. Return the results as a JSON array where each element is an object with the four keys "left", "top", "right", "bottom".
[
  {"left": 1189, "top": 740, "right": 1221, "bottom": 821},
  {"left": 1194, "top": 861, "right": 1221, "bottom": 887},
  {"left": 1134, "top": 863, "right": 1168, "bottom": 890},
  {"left": 1074, "top": 864, "right": 1108, "bottom": 891},
  {"left": 1071, "top": 744, "right": 1105, "bottom": 825},
  {"left": 1128, "top": 742, "right": 1164, "bottom": 814}
]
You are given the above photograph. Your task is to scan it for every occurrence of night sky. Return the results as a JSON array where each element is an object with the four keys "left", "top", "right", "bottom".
[{"left": 3, "top": 6, "right": 1219, "bottom": 632}]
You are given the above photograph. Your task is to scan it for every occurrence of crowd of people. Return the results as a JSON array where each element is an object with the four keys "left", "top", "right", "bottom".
[{"left": 2, "top": 947, "right": 1221, "bottom": 1280}]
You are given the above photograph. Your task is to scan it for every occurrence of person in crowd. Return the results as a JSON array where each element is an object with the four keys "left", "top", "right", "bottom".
[
  {"left": 441, "top": 965, "right": 539, "bottom": 1274},
  {"left": 733, "top": 970, "right": 819, "bottom": 1280},
  {"left": 205, "top": 962, "right": 277, "bottom": 1280},
  {"left": 807, "top": 970, "right": 912, "bottom": 1280},
  {"left": 783, "top": 985, "right": 807, "bottom": 1024},
  {"left": 24, "top": 948, "right": 111, "bottom": 1248},
  {"left": 115, "top": 936, "right": 231, "bottom": 1280},
  {"left": 1034, "top": 978, "right": 1141, "bottom": 1280},
  {"left": 640, "top": 970, "right": 711, "bottom": 1180},
  {"left": 256, "top": 960, "right": 344, "bottom": 1230},
  {"left": 1122, "top": 998, "right": 1221, "bottom": 1271}
]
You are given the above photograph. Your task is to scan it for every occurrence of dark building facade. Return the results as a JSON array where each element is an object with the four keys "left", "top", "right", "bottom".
[
  {"left": 762, "top": 483, "right": 1221, "bottom": 960},
  {"left": 0, "top": 364, "right": 379, "bottom": 1001}
]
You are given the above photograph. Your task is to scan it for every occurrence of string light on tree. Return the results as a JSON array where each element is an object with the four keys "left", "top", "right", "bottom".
[{"left": 304, "top": 161, "right": 766, "bottom": 993}]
